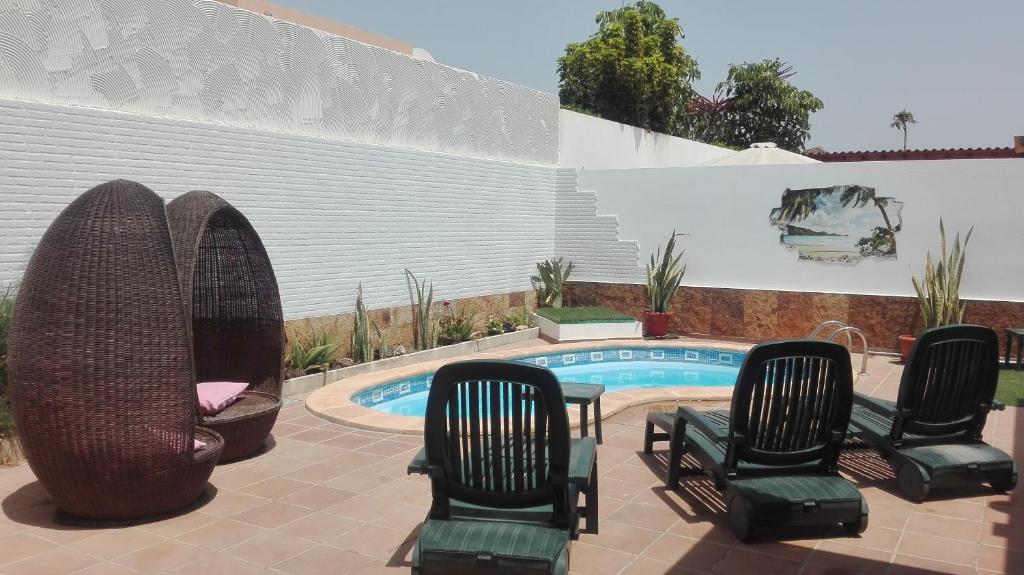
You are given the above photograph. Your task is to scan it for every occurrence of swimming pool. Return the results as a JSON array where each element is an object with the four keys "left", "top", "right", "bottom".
[{"left": 352, "top": 347, "right": 743, "bottom": 417}]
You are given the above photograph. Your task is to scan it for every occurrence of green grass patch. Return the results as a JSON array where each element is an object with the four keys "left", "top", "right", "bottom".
[
  {"left": 533, "top": 306, "right": 637, "bottom": 324},
  {"left": 996, "top": 368, "right": 1024, "bottom": 407}
]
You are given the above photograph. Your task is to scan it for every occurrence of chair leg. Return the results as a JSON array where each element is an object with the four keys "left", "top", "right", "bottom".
[
  {"left": 643, "top": 421, "right": 655, "bottom": 454},
  {"left": 593, "top": 398, "right": 603, "bottom": 445},
  {"left": 587, "top": 453, "right": 599, "bottom": 534},
  {"left": 667, "top": 421, "right": 686, "bottom": 490}
]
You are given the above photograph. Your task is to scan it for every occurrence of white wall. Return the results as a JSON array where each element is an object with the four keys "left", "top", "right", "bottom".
[
  {"left": 573, "top": 160, "right": 1024, "bottom": 302},
  {"left": 558, "top": 109, "right": 733, "bottom": 169},
  {"left": 0, "top": 99, "right": 557, "bottom": 319},
  {"left": 0, "top": 0, "right": 558, "bottom": 165}
]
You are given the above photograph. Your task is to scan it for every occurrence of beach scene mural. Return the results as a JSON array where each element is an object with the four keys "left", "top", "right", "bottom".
[{"left": 769, "top": 185, "right": 903, "bottom": 263}]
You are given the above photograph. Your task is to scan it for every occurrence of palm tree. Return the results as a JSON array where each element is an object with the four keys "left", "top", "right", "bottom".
[
  {"left": 773, "top": 188, "right": 824, "bottom": 222},
  {"left": 839, "top": 185, "right": 897, "bottom": 254},
  {"left": 890, "top": 110, "right": 916, "bottom": 151}
]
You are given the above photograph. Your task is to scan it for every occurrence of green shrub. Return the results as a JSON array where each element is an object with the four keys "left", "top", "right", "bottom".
[
  {"left": 646, "top": 230, "right": 686, "bottom": 313},
  {"left": 436, "top": 301, "right": 476, "bottom": 346},
  {"left": 912, "top": 220, "right": 971, "bottom": 329},
  {"left": 286, "top": 322, "right": 343, "bottom": 375},
  {"left": 351, "top": 285, "right": 372, "bottom": 364},
  {"left": 504, "top": 306, "right": 533, "bottom": 332},
  {"left": 484, "top": 316, "right": 504, "bottom": 336},
  {"left": 531, "top": 257, "right": 574, "bottom": 308},
  {"left": 0, "top": 284, "right": 17, "bottom": 455},
  {"left": 405, "top": 269, "right": 434, "bottom": 350}
]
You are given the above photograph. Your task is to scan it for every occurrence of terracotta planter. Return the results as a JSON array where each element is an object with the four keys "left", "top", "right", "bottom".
[
  {"left": 643, "top": 311, "right": 672, "bottom": 338},
  {"left": 898, "top": 334, "right": 916, "bottom": 364}
]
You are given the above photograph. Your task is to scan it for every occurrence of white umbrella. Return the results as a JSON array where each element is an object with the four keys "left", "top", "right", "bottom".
[{"left": 703, "top": 142, "right": 821, "bottom": 166}]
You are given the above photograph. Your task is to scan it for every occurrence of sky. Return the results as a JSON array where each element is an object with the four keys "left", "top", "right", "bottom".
[{"left": 278, "top": 1, "right": 1023, "bottom": 151}]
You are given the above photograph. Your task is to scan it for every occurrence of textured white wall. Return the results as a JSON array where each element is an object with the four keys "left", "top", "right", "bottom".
[
  {"left": 573, "top": 160, "right": 1024, "bottom": 302},
  {"left": 0, "top": 0, "right": 558, "bottom": 165},
  {"left": 558, "top": 109, "right": 733, "bottom": 169},
  {"left": 0, "top": 99, "right": 557, "bottom": 318}
]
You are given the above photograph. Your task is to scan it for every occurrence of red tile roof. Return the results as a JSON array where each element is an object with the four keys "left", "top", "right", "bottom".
[{"left": 804, "top": 146, "right": 1020, "bottom": 162}]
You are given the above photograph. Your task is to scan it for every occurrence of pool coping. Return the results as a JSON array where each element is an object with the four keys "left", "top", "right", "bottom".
[{"left": 305, "top": 337, "right": 754, "bottom": 434}]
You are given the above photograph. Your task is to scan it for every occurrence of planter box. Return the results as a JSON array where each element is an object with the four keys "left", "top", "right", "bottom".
[
  {"left": 282, "top": 327, "right": 541, "bottom": 397},
  {"left": 532, "top": 313, "right": 642, "bottom": 342}
]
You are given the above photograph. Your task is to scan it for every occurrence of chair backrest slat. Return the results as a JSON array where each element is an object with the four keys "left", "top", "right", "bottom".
[
  {"left": 424, "top": 361, "right": 570, "bottom": 523},
  {"left": 894, "top": 325, "right": 998, "bottom": 442},
  {"left": 729, "top": 341, "right": 853, "bottom": 472}
]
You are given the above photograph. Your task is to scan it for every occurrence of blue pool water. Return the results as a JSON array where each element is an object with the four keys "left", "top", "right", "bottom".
[{"left": 352, "top": 347, "right": 742, "bottom": 417}]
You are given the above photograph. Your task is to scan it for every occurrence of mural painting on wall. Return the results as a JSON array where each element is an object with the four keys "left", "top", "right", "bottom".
[{"left": 769, "top": 185, "right": 903, "bottom": 263}]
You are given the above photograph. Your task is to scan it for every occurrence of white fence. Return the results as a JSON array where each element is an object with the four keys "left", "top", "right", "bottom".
[{"left": 570, "top": 159, "right": 1024, "bottom": 302}]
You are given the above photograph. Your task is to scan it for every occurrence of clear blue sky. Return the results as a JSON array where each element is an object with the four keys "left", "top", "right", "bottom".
[{"left": 279, "top": 1, "right": 1023, "bottom": 151}]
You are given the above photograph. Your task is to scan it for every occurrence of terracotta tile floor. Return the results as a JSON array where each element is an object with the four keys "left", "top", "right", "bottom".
[{"left": 0, "top": 354, "right": 1021, "bottom": 574}]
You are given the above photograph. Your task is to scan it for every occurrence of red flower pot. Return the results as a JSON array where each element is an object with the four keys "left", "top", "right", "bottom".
[
  {"left": 643, "top": 311, "right": 672, "bottom": 338},
  {"left": 898, "top": 334, "right": 916, "bottom": 364}
]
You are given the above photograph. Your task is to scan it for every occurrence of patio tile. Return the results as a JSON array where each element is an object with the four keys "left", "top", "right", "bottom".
[
  {"left": 896, "top": 531, "right": 978, "bottom": 566},
  {"left": 642, "top": 533, "right": 731, "bottom": 570},
  {"left": 71, "top": 527, "right": 167, "bottom": 559},
  {"left": 139, "top": 511, "right": 219, "bottom": 538},
  {"left": 905, "top": 511, "right": 981, "bottom": 541},
  {"left": 918, "top": 497, "right": 986, "bottom": 521},
  {"left": 711, "top": 548, "right": 803, "bottom": 575},
  {"left": 329, "top": 523, "right": 411, "bottom": 558},
  {"left": 977, "top": 543, "right": 1024, "bottom": 572},
  {"left": 225, "top": 531, "right": 318, "bottom": 565},
  {"left": 115, "top": 540, "right": 211, "bottom": 572},
  {"left": 0, "top": 532, "right": 58, "bottom": 565},
  {"left": 171, "top": 553, "right": 274, "bottom": 574},
  {"left": 73, "top": 562, "right": 141, "bottom": 575},
  {"left": 175, "top": 518, "right": 266, "bottom": 550},
  {"left": 618, "top": 556, "right": 705, "bottom": 575},
  {"left": 325, "top": 433, "right": 384, "bottom": 450},
  {"left": 567, "top": 542, "right": 635, "bottom": 575},
  {"left": 807, "top": 540, "right": 892, "bottom": 575},
  {"left": 282, "top": 463, "right": 351, "bottom": 484},
  {"left": 326, "top": 494, "right": 404, "bottom": 521},
  {"left": 240, "top": 476, "right": 313, "bottom": 499},
  {"left": 608, "top": 501, "right": 682, "bottom": 532},
  {"left": 269, "top": 422, "right": 308, "bottom": 437},
  {"left": 274, "top": 545, "right": 373, "bottom": 575},
  {"left": 233, "top": 501, "right": 313, "bottom": 528},
  {"left": 585, "top": 519, "right": 660, "bottom": 554},
  {"left": 595, "top": 477, "right": 653, "bottom": 501},
  {"left": 202, "top": 490, "right": 270, "bottom": 518},
  {"left": 889, "top": 553, "right": 978, "bottom": 575},
  {"left": 321, "top": 450, "right": 383, "bottom": 471},
  {"left": 357, "top": 440, "right": 418, "bottom": 457},
  {"left": 3, "top": 546, "right": 100, "bottom": 575},
  {"left": 371, "top": 502, "right": 427, "bottom": 532},
  {"left": 289, "top": 428, "right": 346, "bottom": 444},
  {"left": 280, "top": 511, "right": 363, "bottom": 543},
  {"left": 281, "top": 485, "right": 357, "bottom": 509}
]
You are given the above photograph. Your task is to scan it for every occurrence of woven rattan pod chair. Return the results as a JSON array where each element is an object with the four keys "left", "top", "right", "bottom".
[
  {"left": 167, "top": 191, "right": 284, "bottom": 462},
  {"left": 8, "top": 180, "right": 224, "bottom": 520}
]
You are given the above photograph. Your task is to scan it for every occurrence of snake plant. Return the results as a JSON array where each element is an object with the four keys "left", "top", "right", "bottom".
[
  {"left": 405, "top": 269, "right": 434, "bottom": 350},
  {"left": 531, "top": 257, "right": 574, "bottom": 308},
  {"left": 352, "top": 284, "right": 372, "bottom": 363},
  {"left": 912, "top": 219, "right": 972, "bottom": 329},
  {"left": 646, "top": 230, "right": 686, "bottom": 313}
]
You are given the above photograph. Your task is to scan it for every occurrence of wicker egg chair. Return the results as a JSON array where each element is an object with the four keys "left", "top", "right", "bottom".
[
  {"left": 8, "top": 180, "right": 224, "bottom": 520},
  {"left": 167, "top": 191, "right": 284, "bottom": 462}
]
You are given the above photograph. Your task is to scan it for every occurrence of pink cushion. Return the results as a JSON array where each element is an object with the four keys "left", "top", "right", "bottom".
[
  {"left": 197, "top": 381, "right": 249, "bottom": 415},
  {"left": 194, "top": 438, "right": 207, "bottom": 450}
]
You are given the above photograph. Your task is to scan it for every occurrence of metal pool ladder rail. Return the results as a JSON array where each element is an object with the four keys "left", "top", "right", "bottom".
[{"left": 808, "top": 321, "right": 870, "bottom": 375}]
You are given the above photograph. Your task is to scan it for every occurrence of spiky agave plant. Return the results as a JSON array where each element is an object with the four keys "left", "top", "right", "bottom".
[
  {"left": 646, "top": 230, "right": 687, "bottom": 313},
  {"left": 352, "top": 284, "right": 372, "bottom": 363},
  {"left": 285, "top": 323, "right": 342, "bottom": 374},
  {"left": 912, "top": 219, "right": 972, "bottom": 329},
  {"left": 531, "top": 257, "right": 574, "bottom": 308},
  {"left": 405, "top": 269, "right": 434, "bottom": 350}
]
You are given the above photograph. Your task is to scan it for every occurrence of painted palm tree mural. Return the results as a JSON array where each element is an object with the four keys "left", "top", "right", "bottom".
[{"left": 769, "top": 185, "right": 903, "bottom": 262}]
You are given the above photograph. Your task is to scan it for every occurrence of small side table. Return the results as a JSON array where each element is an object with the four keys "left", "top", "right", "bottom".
[
  {"left": 1006, "top": 328, "right": 1024, "bottom": 370},
  {"left": 561, "top": 382, "right": 605, "bottom": 445}
]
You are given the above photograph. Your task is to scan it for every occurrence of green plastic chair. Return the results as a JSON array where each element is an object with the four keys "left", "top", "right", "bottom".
[
  {"left": 849, "top": 325, "right": 1017, "bottom": 502},
  {"left": 644, "top": 340, "right": 867, "bottom": 541},
  {"left": 412, "top": 360, "right": 597, "bottom": 574}
]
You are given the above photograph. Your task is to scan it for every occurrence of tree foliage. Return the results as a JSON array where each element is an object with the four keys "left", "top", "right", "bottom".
[
  {"left": 689, "top": 59, "right": 823, "bottom": 151},
  {"left": 557, "top": 1, "right": 699, "bottom": 134},
  {"left": 890, "top": 109, "right": 916, "bottom": 151}
]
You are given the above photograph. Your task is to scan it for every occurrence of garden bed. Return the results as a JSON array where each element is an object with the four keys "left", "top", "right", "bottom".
[{"left": 533, "top": 306, "right": 642, "bottom": 342}]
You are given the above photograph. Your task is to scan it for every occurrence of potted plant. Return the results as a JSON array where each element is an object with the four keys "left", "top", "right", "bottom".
[
  {"left": 531, "top": 257, "right": 574, "bottom": 308},
  {"left": 901, "top": 220, "right": 971, "bottom": 362},
  {"left": 645, "top": 230, "right": 686, "bottom": 338}
]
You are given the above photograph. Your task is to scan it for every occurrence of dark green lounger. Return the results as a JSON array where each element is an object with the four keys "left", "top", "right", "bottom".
[
  {"left": 644, "top": 340, "right": 867, "bottom": 541},
  {"left": 848, "top": 325, "right": 1017, "bottom": 502},
  {"left": 412, "top": 360, "right": 597, "bottom": 574}
]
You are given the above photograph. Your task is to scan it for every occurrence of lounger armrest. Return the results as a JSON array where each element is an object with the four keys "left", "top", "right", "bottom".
[
  {"left": 676, "top": 406, "right": 729, "bottom": 443},
  {"left": 853, "top": 393, "right": 898, "bottom": 417},
  {"left": 569, "top": 438, "right": 597, "bottom": 488},
  {"left": 407, "top": 447, "right": 428, "bottom": 475}
]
